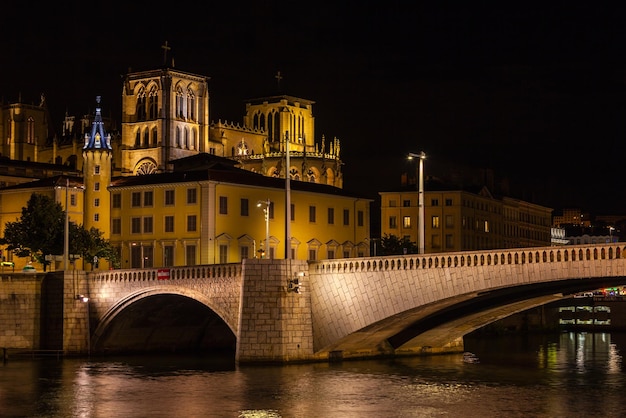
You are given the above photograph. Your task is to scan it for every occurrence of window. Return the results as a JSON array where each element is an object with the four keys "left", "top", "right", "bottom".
[
  {"left": 241, "top": 198, "right": 249, "bottom": 216},
  {"left": 269, "top": 201, "right": 274, "bottom": 219},
  {"left": 94, "top": 182, "right": 100, "bottom": 191},
  {"left": 343, "top": 209, "right": 350, "bottom": 226},
  {"left": 389, "top": 216, "right": 397, "bottom": 229},
  {"left": 389, "top": 199, "right": 397, "bottom": 207},
  {"left": 403, "top": 200, "right": 411, "bottom": 207},
  {"left": 112, "top": 193, "right": 121, "bottom": 208},
  {"left": 164, "top": 215, "right": 174, "bottom": 233},
  {"left": 186, "top": 215, "right": 197, "bottom": 232},
  {"left": 308, "top": 249, "right": 317, "bottom": 260},
  {"left": 219, "top": 196, "right": 228, "bottom": 214},
  {"left": 143, "top": 246, "right": 153, "bottom": 268},
  {"left": 431, "top": 199, "right": 439, "bottom": 206},
  {"left": 94, "top": 198, "right": 100, "bottom": 207},
  {"left": 112, "top": 218, "right": 121, "bottom": 234},
  {"left": 164, "top": 245, "right": 174, "bottom": 267},
  {"left": 309, "top": 206, "right": 316, "bottom": 222},
  {"left": 144, "top": 191, "right": 153, "bottom": 207},
  {"left": 143, "top": 217, "right": 153, "bottom": 233},
  {"left": 187, "top": 188, "right": 197, "bottom": 204},
  {"left": 165, "top": 189, "right": 175, "bottom": 205},
  {"left": 328, "top": 208, "right": 334, "bottom": 225},
  {"left": 445, "top": 198, "right": 453, "bottom": 206},
  {"left": 94, "top": 213, "right": 99, "bottom": 222},
  {"left": 94, "top": 165, "right": 100, "bottom": 175},
  {"left": 403, "top": 216, "right": 411, "bottom": 228},
  {"left": 70, "top": 194, "right": 76, "bottom": 206},
  {"left": 186, "top": 245, "right": 197, "bottom": 265},
  {"left": 358, "top": 210, "right": 364, "bottom": 227},
  {"left": 484, "top": 220, "right": 490, "bottom": 233},
  {"left": 131, "top": 217, "right": 141, "bottom": 233},
  {"left": 131, "top": 192, "right": 141, "bottom": 207},
  {"left": 445, "top": 215, "right": 454, "bottom": 228},
  {"left": 240, "top": 246, "right": 249, "bottom": 260},
  {"left": 432, "top": 216, "right": 440, "bottom": 228},
  {"left": 445, "top": 234, "right": 454, "bottom": 249},
  {"left": 327, "top": 250, "right": 335, "bottom": 259},
  {"left": 219, "top": 244, "right": 228, "bottom": 264}
]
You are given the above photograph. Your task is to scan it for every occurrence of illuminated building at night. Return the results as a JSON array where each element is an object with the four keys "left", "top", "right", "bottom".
[{"left": 0, "top": 64, "right": 370, "bottom": 270}]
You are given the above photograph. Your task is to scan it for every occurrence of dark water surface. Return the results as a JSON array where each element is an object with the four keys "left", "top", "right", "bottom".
[{"left": 2, "top": 332, "right": 626, "bottom": 417}]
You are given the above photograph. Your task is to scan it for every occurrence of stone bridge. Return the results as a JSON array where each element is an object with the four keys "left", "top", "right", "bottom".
[{"left": 3, "top": 244, "right": 626, "bottom": 363}]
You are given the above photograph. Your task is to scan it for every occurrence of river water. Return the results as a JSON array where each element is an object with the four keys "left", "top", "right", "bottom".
[{"left": 2, "top": 332, "right": 625, "bottom": 418}]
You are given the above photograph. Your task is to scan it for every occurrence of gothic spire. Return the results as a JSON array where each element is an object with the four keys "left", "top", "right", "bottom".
[{"left": 83, "top": 96, "right": 112, "bottom": 151}]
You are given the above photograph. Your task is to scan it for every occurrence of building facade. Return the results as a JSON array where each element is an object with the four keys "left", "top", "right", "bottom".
[
  {"left": 379, "top": 187, "right": 552, "bottom": 253},
  {"left": 0, "top": 64, "right": 368, "bottom": 271}
]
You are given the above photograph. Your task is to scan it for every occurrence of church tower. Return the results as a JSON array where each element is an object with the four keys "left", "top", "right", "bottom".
[
  {"left": 82, "top": 96, "right": 113, "bottom": 237},
  {"left": 120, "top": 64, "right": 210, "bottom": 175}
]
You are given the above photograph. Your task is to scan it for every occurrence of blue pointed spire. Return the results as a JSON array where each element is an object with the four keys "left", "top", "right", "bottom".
[{"left": 83, "top": 96, "right": 112, "bottom": 151}]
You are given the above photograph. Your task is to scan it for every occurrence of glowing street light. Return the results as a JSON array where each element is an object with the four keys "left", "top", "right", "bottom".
[
  {"left": 257, "top": 199, "right": 271, "bottom": 258},
  {"left": 408, "top": 151, "right": 426, "bottom": 254}
]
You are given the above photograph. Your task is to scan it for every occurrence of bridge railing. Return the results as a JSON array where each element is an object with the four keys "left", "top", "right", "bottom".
[
  {"left": 312, "top": 244, "right": 626, "bottom": 274},
  {"left": 88, "top": 263, "right": 243, "bottom": 282}
]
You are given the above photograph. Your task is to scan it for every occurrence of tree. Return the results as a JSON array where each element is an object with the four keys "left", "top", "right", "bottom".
[
  {"left": 72, "top": 226, "right": 120, "bottom": 270},
  {"left": 0, "top": 193, "right": 65, "bottom": 270},
  {"left": 0, "top": 192, "right": 120, "bottom": 271},
  {"left": 379, "top": 233, "right": 419, "bottom": 256}
]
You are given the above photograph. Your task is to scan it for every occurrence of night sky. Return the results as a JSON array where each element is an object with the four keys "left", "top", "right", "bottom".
[{"left": 3, "top": 2, "right": 626, "bottom": 214}]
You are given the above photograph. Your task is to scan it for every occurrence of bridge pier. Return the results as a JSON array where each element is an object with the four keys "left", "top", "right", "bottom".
[{"left": 236, "top": 258, "right": 315, "bottom": 363}]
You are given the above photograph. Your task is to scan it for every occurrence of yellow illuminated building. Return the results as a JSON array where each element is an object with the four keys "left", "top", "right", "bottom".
[
  {"left": 380, "top": 187, "right": 552, "bottom": 253},
  {"left": 0, "top": 64, "right": 370, "bottom": 270}
]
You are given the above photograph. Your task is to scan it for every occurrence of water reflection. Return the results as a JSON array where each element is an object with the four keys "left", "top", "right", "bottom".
[{"left": 2, "top": 333, "right": 626, "bottom": 417}]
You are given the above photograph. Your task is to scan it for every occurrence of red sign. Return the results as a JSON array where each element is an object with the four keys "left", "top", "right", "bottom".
[{"left": 157, "top": 269, "right": 170, "bottom": 280}]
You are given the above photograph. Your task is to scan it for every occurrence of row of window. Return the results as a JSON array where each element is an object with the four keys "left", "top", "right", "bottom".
[
  {"left": 113, "top": 190, "right": 365, "bottom": 227},
  {"left": 122, "top": 241, "right": 366, "bottom": 268}
]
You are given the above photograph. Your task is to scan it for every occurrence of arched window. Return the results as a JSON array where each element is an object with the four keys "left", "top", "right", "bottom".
[
  {"left": 187, "top": 89, "right": 195, "bottom": 120},
  {"left": 27, "top": 117, "right": 35, "bottom": 144},
  {"left": 176, "top": 87, "right": 184, "bottom": 118},
  {"left": 135, "top": 129, "right": 141, "bottom": 147},
  {"left": 175, "top": 127, "right": 181, "bottom": 147},
  {"left": 151, "top": 127, "right": 158, "bottom": 145},
  {"left": 148, "top": 87, "right": 158, "bottom": 119},
  {"left": 136, "top": 88, "right": 146, "bottom": 121}
]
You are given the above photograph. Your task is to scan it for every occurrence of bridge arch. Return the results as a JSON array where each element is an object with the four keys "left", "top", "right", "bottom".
[{"left": 91, "top": 286, "right": 237, "bottom": 354}]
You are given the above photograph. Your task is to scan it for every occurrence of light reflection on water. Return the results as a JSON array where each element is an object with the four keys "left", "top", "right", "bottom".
[{"left": 1, "top": 333, "right": 626, "bottom": 417}]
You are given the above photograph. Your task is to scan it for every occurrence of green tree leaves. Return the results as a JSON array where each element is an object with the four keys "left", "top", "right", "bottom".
[{"left": 0, "top": 193, "right": 119, "bottom": 270}]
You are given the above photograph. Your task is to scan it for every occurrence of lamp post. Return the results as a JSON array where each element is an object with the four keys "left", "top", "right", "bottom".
[
  {"left": 609, "top": 226, "right": 615, "bottom": 243},
  {"left": 64, "top": 178, "right": 69, "bottom": 270},
  {"left": 408, "top": 151, "right": 426, "bottom": 254},
  {"left": 257, "top": 199, "right": 271, "bottom": 258}
]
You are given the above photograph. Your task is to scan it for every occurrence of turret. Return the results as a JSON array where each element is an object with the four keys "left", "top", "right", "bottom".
[{"left": 82, "top": 96, "right": 112, "bottom": 238}]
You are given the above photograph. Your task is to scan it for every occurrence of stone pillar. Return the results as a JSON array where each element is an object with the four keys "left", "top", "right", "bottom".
[
  {"left": 62, "top": 270, "right": 90, "bottom": 355},
  {"left": 236, "top": 258, "right": 313, "bottom": 363}
]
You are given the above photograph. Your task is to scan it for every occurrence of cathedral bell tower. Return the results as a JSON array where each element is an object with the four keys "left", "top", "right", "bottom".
[{"left": 82, "top": 96, "right": 113, "bottom": 238}]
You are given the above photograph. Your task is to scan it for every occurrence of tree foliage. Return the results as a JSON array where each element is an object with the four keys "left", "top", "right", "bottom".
[
  {"left": 0, "top": 193, "right": 65, "bottom": 269},
  {"left": 72, "top": 226, "right": 120, "bottom": 270},
  {"left": 379, "top": 233, "right": 419, "bottom": 256},
  {"left": 0, "top": 193, "right": 120, "bottom": 270}
]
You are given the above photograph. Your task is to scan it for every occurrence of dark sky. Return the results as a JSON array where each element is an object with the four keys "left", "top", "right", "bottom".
[{"left": 3, "top": 2, "right": 626, "bottom": 214}]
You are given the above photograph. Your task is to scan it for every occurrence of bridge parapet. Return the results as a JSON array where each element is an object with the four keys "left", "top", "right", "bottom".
[
  {"left": 312, "top": 244, "right": 625, "bottom": 273},
  {"left": 89, "top": 263, "right": 242, "bottom": 282}
]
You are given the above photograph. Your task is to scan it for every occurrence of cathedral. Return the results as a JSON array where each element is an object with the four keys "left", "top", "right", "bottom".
[{"left": 0, "top": 62, "right": 370, "bottom": 270}]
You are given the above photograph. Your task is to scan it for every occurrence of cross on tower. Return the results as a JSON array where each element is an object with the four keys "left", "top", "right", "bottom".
[
  {"left": 275, "top": 71, "right": 283, "bottom": 90},
  {"left": 161, "top": 41, "right": 171, "bottom": 66}
]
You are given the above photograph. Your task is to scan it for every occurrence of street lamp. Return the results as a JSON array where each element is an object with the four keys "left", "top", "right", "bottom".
[
  {"left": 609, "top": 226, "right": 615, "bottom": 243},
  {"left": 408, "top": 151, "right": 426, "bottom": 254},
  {"left": 257, "top": 199, "right": 271, "bottom": 258}
]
